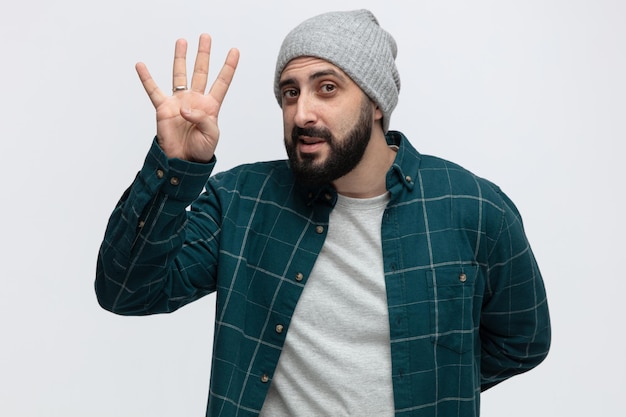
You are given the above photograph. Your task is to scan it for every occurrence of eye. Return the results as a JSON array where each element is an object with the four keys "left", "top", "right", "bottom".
[
  {"left": 282, "top": 88, "right": 299, "bottom": 100},
  {"left": 320, "top": 83, "right": 336, "bottom": 94}
]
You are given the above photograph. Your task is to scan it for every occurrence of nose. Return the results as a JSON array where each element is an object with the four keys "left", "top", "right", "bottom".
[{"left": 293, "top": 94, "right": 318, "bottom": 128}]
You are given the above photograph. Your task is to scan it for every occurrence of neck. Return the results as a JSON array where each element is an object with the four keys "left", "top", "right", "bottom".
[{"left": 332, "top": 129, "right": 396, "bottom": 198}]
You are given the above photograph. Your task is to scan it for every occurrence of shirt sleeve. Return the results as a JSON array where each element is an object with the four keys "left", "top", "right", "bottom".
[
  {"left": 95, "top": 138, "right": 219, "bottom": 315},
  {"left": 479, "top": 186, "right": 551, "bottom": 390}
]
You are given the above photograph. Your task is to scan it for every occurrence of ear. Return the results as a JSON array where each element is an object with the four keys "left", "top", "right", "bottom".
[{"left": 374, "top": 105, "right": 383, "bottom": 121}]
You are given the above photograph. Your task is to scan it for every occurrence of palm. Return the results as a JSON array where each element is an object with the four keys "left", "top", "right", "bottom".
[
  {"left": 136, "top": 34, "right": 239, "bottom": 163},
  {"left": 153, "top": 91, "right": 221, "bottom": 162}
]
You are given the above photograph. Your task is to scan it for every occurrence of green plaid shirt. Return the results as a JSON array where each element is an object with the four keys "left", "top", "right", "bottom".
[{"left": 96, "top": 130, "right": 550, "bottom": 416}]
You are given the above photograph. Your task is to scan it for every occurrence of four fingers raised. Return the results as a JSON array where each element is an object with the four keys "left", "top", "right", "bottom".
[{"left": 136, "top": 34, "right": 239, "bottom": 111}]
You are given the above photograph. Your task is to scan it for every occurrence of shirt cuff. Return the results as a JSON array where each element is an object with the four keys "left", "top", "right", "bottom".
[{"left": 139, "top": 137, "right": 216, "bottom": 203}]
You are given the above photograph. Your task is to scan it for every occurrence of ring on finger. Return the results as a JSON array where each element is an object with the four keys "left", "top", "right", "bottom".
[{"left": 173, "top": 86, "right": 188, "bottom": 92}]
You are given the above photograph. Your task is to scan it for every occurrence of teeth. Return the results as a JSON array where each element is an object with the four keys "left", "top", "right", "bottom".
[{"left": 300, "top": 137, "right": 323, "bottom": 144}]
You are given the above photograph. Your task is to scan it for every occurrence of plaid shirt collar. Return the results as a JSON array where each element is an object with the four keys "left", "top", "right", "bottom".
[{"left": 298, "top": 130, "right": 421, "bottom": 206}]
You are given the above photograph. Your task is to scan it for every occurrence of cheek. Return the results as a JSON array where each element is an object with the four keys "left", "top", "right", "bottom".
[
  {"left": 282, "top": 109, "right": 294, "bottom": 134},
  {"left": 283, "top": 123, "right": 294, "bottom": 142}
]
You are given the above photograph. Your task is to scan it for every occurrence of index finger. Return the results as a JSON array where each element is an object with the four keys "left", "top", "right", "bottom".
[{"left": 208, "top": 48, "right": 240, "bottom": 109}]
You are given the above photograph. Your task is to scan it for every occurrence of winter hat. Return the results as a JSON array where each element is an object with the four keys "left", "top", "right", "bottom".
[{"left": 274, "top": 9, "right": 401, "bottom": 132}]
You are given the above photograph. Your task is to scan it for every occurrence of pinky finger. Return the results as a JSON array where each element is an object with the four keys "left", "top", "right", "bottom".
[{"left": 136, "top": 62, "right": 166, "bottom": 108}]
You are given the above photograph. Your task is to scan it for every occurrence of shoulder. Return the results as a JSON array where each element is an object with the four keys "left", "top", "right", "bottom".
[
  {"left": 391, "top": 130, "right": 516, "bottom": 214},
  {"left": 419, "top": 154, "right": 502, "bottom": 199},
  {"left": 207, "top": 159, "right": 295, "bottom": 196}
]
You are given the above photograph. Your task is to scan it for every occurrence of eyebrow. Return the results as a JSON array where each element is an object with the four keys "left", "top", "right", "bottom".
[{"left": 278, "top": 68, "right": 348, "bottom": 90}]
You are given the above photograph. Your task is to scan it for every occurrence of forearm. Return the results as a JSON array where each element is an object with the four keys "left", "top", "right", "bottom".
[
  {"left": 480, "top": 272, "right": 551, "bottom": 390},
  {"left": 95, "top": 138, "right": 216, "bottom": 315}
]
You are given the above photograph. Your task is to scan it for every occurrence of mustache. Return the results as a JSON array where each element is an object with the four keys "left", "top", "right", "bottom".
[{"left": 291, "top": 126, "right": 333, "bottom": 142}]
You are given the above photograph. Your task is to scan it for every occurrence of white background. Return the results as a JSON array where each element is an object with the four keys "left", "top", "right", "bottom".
[{"left": 1, "top": 0, "right": 623, "bottom": 416}]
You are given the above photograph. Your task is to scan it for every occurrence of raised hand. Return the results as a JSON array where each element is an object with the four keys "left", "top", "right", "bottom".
[{"left": 135, "top": 34, "right": 240, "bottom": 163}]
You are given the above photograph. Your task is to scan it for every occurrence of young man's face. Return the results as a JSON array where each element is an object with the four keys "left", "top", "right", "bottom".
[{"left": 278, "top": 57, "right": 381, "bottom": 186}]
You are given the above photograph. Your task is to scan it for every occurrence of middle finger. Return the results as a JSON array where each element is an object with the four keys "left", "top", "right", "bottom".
[{"left": 190, "top": 33, "right": 212, "bottom": 94}]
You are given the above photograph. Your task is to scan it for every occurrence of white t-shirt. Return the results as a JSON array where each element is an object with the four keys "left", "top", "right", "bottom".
[{"left": 260, "top": 192, "right": 394, "bottom": 416}]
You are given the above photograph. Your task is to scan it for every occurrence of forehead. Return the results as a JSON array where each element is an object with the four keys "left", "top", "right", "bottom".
[{"left": 279, "top": 56, "right": 350, "bottom": 83}]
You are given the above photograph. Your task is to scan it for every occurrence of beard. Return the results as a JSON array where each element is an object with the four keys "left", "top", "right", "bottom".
[{"left": 285, "top": 98, "right": 374, "bottom": 187}]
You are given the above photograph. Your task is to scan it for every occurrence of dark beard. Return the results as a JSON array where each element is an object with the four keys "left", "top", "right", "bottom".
[{"left": 285, "top": 99, "right": 373, "bottom": 187}]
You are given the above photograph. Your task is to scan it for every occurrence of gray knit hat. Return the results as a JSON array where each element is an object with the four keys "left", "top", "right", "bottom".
[{"left": 274, "top": 9, "right": 401, "bottom": 132}]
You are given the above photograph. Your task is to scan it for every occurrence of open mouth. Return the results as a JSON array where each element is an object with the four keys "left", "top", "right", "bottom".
[{"left": 298, "top": 136, "right": 327, "bottom": 153}]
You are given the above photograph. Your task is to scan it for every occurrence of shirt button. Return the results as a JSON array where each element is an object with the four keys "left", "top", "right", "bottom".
[
  {"left": 295, "top": 272, "right": 304, "bottom": 282},
  {"left": 138, "top": 220, "right": 145, "bottom": 228},
  {"left": 260, "top": 374, "right": 269, "bottom": 383},
  {"left": 156, "top": 169, "right": 165, "bottom": 179},
  {"left": 275, "top": 324, "right": 284, "bottom": 334},
  {"left": 315, "top": 226, "right": 324, "bottom": 234},
  {"left": 459, "top": 273, "right": 467, "bottom": 283},
  {"left": 170, "top": 177, "right": 180, "bottom": 186},
  {"left": 405, "top": 175, "right": 412, "bottom": 183}
]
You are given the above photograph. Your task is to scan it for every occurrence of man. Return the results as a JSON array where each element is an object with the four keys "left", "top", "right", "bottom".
[{"left": 96, "top": 9, "right": 550, "bottom": 417}]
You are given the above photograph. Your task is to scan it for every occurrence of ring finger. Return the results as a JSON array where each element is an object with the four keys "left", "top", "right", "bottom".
[{"left": 172, "top": 38, "right": 188, "bottom": 93}]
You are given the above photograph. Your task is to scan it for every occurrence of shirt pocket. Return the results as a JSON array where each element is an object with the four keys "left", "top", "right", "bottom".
[{"left": 427, "top": 266, "right": 478, "bottom": 354}]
